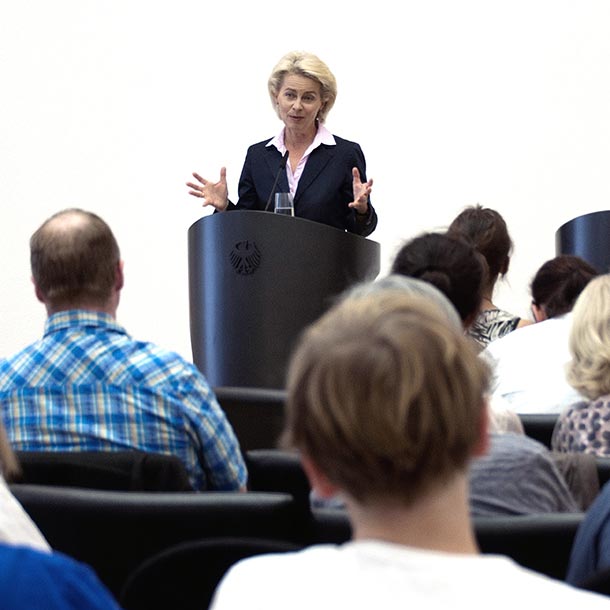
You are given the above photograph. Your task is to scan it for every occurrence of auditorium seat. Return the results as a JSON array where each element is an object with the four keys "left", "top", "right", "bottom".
[
  {"left": 474, "top": 512, "right": 584, "bottom": 580},
  {"left": 11, "top": 485, "right": 300, "bottom": 597},
  {"left": 120, "top": 537, "right": 303, "bottom": 610},
  {"left": 308, "top": 508, "right": 583, "bottom": 580},
  {"left": 245, "top": 449, "right": 310, "bottom": 503},
  {"left": 14, "top": 450, "right": 193, "bottom": 491},
  {"left": 518, "top": 413, "right": 559, "bottom": 449},
  {"left": 596, "top": 457, "right": 610, "bottom": 488},
  {"left": 214, "top": 386, "right": 287, "bottom": 450}
]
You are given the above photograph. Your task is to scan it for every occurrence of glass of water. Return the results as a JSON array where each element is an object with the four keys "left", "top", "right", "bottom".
[{"left": 274, "top": 193, "right": 294, "bottom": 216}]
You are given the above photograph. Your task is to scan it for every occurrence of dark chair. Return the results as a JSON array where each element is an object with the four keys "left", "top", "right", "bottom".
[
  {"left": 474, "top": 512, "right": 584, "bottom": 580},
  {"left": 518, "top": 413, "right": 559, "bottom": 449},
  {"left": 596, "top": 457, "right": 610, "bottom": 488},
  {"left": 11, "top": 485, "right": 301, "bottom": 597},
  {"left": 14, "top": 450, "right": 193, "bottom": 491},
  {"left": 307, "top": 509, "right": 584, "bottom": 580},
  {"left": 214, "top": 386, "right": 286, "bottom": 451},
  {"left": 120, "top": 537, "right": 303, "bottom": 610},
  {"left": 245, "top": 449, "right": 310, "bottom": 504}
]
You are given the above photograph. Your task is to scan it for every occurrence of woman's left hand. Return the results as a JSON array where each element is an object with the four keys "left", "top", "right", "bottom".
[{"left": 348, "top": 167, "right": 373, "bottom": 215}]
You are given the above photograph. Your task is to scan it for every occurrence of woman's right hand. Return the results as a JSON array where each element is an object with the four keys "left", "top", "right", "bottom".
[{"left": 186, "top": 167, "right": 229, "bottom": 211}]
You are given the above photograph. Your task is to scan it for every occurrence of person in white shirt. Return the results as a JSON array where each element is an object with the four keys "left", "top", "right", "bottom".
[
  {"left": 483, "top": 255, "right": 598, "bottom": 414},
  {"left": 210, "top": 288, "right": 607, "bottom": 609},
  {"left": 0, "top": 424, "right": 49, "bottom": 552}
]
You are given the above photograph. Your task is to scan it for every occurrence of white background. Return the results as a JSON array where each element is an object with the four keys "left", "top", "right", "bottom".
[{"left": 1, "top": 1, "right": 609, "bottom": 362}]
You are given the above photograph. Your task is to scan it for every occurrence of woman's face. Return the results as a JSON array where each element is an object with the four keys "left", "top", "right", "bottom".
[{"left": 275, "top": 73, "right": 324, "bottom": 135}]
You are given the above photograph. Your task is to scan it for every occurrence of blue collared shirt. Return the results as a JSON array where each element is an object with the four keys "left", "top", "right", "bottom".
[{"left": 0, "top": 310, "right": 247, "bottom": 491}]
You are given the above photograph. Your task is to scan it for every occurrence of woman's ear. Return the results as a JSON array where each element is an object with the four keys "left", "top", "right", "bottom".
[{"left": 531, "top": 302, "right": 547, "bottom": 322}]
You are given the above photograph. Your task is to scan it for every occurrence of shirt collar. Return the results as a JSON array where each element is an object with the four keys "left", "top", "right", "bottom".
[
  {"left": 44, "top": 309, "right": 129, "bottom": 337},
  {"left": 267, "top": 123, "right": 336, "bottom": 155}
]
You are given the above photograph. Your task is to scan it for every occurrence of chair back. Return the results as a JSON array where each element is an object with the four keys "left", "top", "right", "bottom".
[
  {"left": 11, "top": 485, "right": 300, "bottom": 597},
  {"left": 245, "top": 449, "right": 310, "bottom": 504},
  {"left": 120, "top": 537, "right": 302, "bottom": 610},
  {"left": 214, "top": 386, "right": 286, "bottom": 450},
  {"left": 518, "top": 413, "right": 559, "bottom": 449},
  {"left": 596, "top": 457, "right": 610, "bottom": 488},
  {"left": 301, "top": 509, "right": 585, "bottom": 579},
  {"left": 474, "top": 512, "right": 584, "bottom": 580},
  {"left": 14, "top": 450, "right": 193, "bottom": 491}
]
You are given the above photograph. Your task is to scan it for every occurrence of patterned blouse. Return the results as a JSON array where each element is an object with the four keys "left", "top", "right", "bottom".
[
  {"left": 552, "top": 395, "right": 610, "bottom": 455},
  {"left": 469, "top": 309, "right": 521, "bottom": 350}
]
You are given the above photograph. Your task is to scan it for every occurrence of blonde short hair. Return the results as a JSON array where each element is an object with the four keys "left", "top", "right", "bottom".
[
  {"left": 268, "top": 51, "right": 337, "bottom": 124},
  {"left": 567, "top": 274, "right": 610, "bottom": 400},
  {"left": 283, "top": 291, "right": 489, "bottom": 506}
]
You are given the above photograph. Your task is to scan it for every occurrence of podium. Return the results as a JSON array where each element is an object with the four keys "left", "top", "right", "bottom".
[
  {"left": 555, "top": 211, "right": 610, "bottom": 273},
  {"left": 188, "top": 211, "right": 380, "bottom": 389}
]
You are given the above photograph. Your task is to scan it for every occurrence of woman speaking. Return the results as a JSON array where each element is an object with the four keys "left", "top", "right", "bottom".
[{"left": 187, "top": 50, "right": 377, "bottom": 237}]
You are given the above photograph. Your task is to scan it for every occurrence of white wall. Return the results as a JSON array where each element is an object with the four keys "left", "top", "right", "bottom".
[{"left": 1, "top": 0, "right": 609, "bottom": 362}]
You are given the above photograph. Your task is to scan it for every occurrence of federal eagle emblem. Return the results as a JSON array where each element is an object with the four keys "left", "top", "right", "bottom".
[{"left": 229, "top": 240, "right": 261, "bottom": 275}]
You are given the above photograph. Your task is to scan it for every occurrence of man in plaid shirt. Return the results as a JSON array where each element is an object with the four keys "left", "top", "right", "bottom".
[{"left": 0, "top": 208, "right": 246, "bottom": 491}]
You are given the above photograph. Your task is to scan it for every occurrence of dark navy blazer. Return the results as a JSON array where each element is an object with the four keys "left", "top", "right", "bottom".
[{"left": 227, "top": 136, "right": 377, "bottom": 237}]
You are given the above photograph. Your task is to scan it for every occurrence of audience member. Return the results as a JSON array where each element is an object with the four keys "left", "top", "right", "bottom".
[
  {"left": 566, "top": 481, "right": 610, "bottom": 589},
  {"left": 391, "top": 232, "right": 523, "bottom": 432},
  {"left": 391, "top": 231, "right": 484, "bottom": 330},
  {"left": 0, "top": 544, "right": 121, "bottom": 609},
  {"left": 552, "top": 274, "right": 610, "bottom": 455},
  {"left": 482, "top": 255, "right": 599, "bottom": 414},
  {"left": 0, "top": 422, "right": 49, "bottom": 551},
  {"left": 469, "top": 432, "right": 578, "bottom": 516},
  {"left": 0, "top": 209, "right": 246, "bottom": 491},
  {"left": 316, "top": 277, "right": 578, "bottom": 516},
  {"left": 211, "top": 290, "right": 605, "bottom": 609},
  {"left": 345, "top": 274, "right": 463, "bottom": 331},
  {"left": 448, "top": 204, "right": 531, "bottom": 349}
]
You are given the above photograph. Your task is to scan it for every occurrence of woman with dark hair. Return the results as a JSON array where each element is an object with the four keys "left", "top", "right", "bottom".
[
  {"left": 391, "top": 231, "right": 485, "bottom": 330},
  {"left": 531, "top": 255, "right": 599, "bottom": 321},
  {"left": 448, "top": 205, "right": 531, "bottom": 348},
  {"left": 482, "top": 255, "right": 599, "bottom": 414}
]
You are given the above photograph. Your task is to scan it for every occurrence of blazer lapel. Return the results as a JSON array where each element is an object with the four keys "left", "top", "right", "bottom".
[
  {"left": 264, "top": 146, "right": 289, "bottom": 192},
  {"left": 294, "top": 145, "right": 334, "bottom": 203}
]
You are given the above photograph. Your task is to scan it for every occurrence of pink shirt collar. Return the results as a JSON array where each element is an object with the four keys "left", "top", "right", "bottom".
[
  {"left": 267, "top": 124, "right": 336, "bottom": 196},
  {"left": 267, "top": 123, "right": 336, "bottom": 154}
]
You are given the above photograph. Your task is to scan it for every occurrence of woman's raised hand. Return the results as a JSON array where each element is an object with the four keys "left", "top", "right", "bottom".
[
  {"left": 348, "top": 167, "right": 373, "bottom": 215},
  {"left": 186, "top": 168, "right": 229, "bottom": 211}
]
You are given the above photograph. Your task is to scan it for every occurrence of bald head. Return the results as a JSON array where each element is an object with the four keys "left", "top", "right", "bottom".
[{"left": 30, "top": 208, "right": 122, "bottom": 314}]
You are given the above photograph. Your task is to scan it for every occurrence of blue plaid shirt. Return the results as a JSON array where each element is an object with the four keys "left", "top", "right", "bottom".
[{"left": 0, "top": 310, "right": 247, "bottom": 491}]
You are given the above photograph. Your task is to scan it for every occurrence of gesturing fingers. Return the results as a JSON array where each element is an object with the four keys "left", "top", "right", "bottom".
[{"left": 187, "top": 172, "right": 208, "bottom": 198}]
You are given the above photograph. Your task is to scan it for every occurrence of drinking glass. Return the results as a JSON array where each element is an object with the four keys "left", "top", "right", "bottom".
[{"left": 274, "top": 193, "right": 294, "bottom": 216}]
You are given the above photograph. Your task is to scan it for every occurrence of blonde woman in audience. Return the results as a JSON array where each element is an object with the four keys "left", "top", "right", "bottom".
[{"left": 553, "top": 275, "right": 610, "bottom": 455}]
